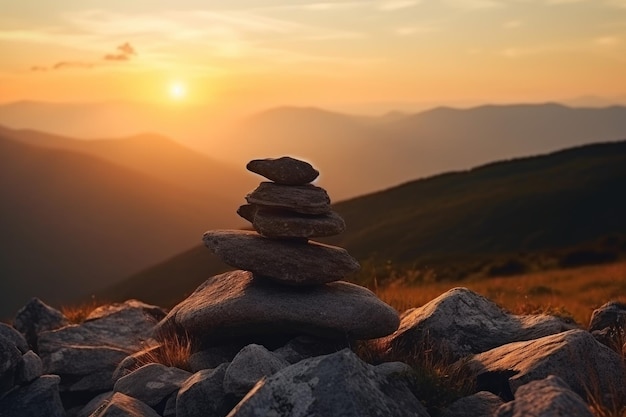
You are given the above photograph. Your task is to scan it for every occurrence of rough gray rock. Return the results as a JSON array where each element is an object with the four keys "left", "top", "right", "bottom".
[
  {"left": 112, "top": 344, "right": 161, "bottom": 382},
  {"left": 224, "top": 344, "right": 289, "bottom": 397},
  {"left": 188, "top": 345, "right": 239, "bottom": 372},
  {"left": 589, "top": 301, "right": 626, "bottom": 332},
  {"left": 89, "top": 392, "right": 160, "bottom": 417},
  {"left": 0, "top": 323, "right": 29, "bottom": 353},
  {"left": 16, "top": 350, "right": 43, "bottom": 384},
  {"left": 441, "top": 391, "right": 504, "bottom": 417},
  {"left": 0, "top": 334, "right": 22, "bottom": 394},
  {"left": 77, "top": 392, "right": 114, "bottom": 417},
  {"left": 157, "top": 270, "right": 400, "bottom": 342},
  {"left": 380, "top": 287, "right": 576, "bottom": 361},
  {"left": 495, "top": 376, "right": 594, "bottom": 417},
  {"left": 461, "top": 329, "right": 626, "bottom": 406},
  {"left": 0, "top": 375, "right": 66, "bottom": 417},
  {"left": 246, "top": 157, "right": 319, "bottom": 185},
  {"left": 273, "top": 336, "right": 346, "bottom": 364},
  {"left": 245, "top": 182, "right": 331, "bottom": 215},
  {"left": 226, "top": 348, "right": 429, "bottom": 417},
  {"left": 252, "top": 208, "right": 346, "bottom": 239},
  {"left": 236, "top": 204, "right": 257, "bottom": 223},
  {"left": 177, "top": 363, "right": 236, "bottom": 417},
  {"left": 13, "top": 298, "right": 69, "bottom": 350},
  {"left": 38, "top": 300, "right": 164, "bottom": 393},
  {"left": 113, "top": 363, "right": 191, "bottom": 407},
  {"left": 203, "top": 230, "right": 359, "bottom": 285}
]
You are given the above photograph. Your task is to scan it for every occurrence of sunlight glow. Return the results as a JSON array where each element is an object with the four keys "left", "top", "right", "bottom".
[{"left": 168, "top": 81, "right": 187, "bottom": 100}]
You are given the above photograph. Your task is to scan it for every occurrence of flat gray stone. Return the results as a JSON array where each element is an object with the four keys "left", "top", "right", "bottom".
[
  {"left": 157, "top": 270, "right": 399, "bottom": 342},
  {"left": 495, "top": 376, "right": 593, "bottom": 417},
  {"left": 252, "top": 208, "right": 346, "bottom": 239},
  {"left": 89, "top": 392, "right": 160, "bottom": 417},
  {"left": 17, "top": 350, "right": 43, "bottom": 384},
  {"left": 245, "top": 182, "right": 330, "bottom": 215},
  {"left": 460, "top": 329, "right": 626, "bottom": 405},
  {"left": 380, "top": 287, "right": 576, "bottom": 361},
  {"left": 0, "top": 375, "right": 66, "bottom": 417},
  {"left": 203, "top": 230, "right": 359, "bottom": 285},
  {"left": 225, "top": 348, "right": 429, "bottom": 417},
  {"left": 246, "top": 157, "right": 319, "bottom": 185},
  {"left": 113, "top": 363, "right": 191, "bottom": 407},
  {"left": 224, "top": 344, "right": 289, "bottom": 397},
  {"left": 236, "top": 204, "right": 257, "bottom": 223}
]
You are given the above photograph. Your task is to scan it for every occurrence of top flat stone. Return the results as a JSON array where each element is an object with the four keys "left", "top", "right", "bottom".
[{"left": 247, "top": 157, "right": 319, "bottom": 185}]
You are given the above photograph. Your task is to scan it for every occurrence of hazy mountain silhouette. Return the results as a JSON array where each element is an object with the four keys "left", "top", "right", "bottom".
[
  {"left": 97, "top": 140, "right": 626, "bottom": 308},
  {"left": 0, "top": 132, "right": 254, "bottom": 318},
  {"left": 227, "top": 103, "right": 626, "bottom": 200}
]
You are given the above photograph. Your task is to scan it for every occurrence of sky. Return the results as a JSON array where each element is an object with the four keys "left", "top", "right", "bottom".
[{"left": 1, "top": 0, "right": 625, "bottom": 112}]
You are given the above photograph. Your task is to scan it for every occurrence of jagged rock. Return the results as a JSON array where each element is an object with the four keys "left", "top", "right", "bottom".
[
  {"left": 77, "top": 392, "right": 114, "bottom": 417},
  {"left": 460, "top": 329, "right": 626, "bottom": 405},
  {"left": 13, "top": 298, "right": 69, "bottom": 350},
  {"left": 245, "top": 182, "right": 331, "bottom": 215},
  {"left": 0, "top": 323, "right": 29, "bottom": 353},
  {"left": 188, "top": 345, "right": 240, "bottom": 372},
  {"left": 225, "top": 348, "right": 429, "bottom": 417},
  {"left": 112, "top": 344, "right": 161, "bottom": 382},
  {"left": 177, "top": 363, "right": 236, "bottom": 417},
  {"left": 38, "top": 300, "right": 164, "bottom": 393},
  {"left": 495, "top": 376, "right": 593, "bottom": 417},
  {"left": 0, "top": 333, "right": 22, "bottom": 394},
  {"left": 0, "top": 375, "right": 66, "bottom": 417},
  {"left": 380, "top": 287, "right": 576, "bottom": 361},
  {"left": 246, "top": 157, "right": 319, "bottom": 185},
  {"left": 113, "top": 363, "right": 191, "bottom": 407},
  {"left": 223, "top": 344, "right": 289, "bottom": 397},
  {"left": 88, "top": 392, "right": 160, "bottom": 417},
  {"left": 16, "top": 350, "right": 43, "bottom": 384},
  {"left": 157, "top": 270, "right": 399, "bottom": 342},
  {"left": 252, "top": 208, "right": 346, "bottom": 239},
  {"left": 236, "top": 204, "right": 257, "bottom": 223},
  {"left": 273, "top": 336, "right": 346, "bottom": 364},
  {"left": 589, "top": 301, "right": 626, "bottom": 332},
  {"left": 441, "top": 391, "right": 504, "bottom": 417},
  {"left": 203, "top": 230, "right": 359, "bottom": 285}
]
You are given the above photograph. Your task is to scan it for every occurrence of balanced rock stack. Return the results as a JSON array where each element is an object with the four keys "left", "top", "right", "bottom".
[{"left": 158, "top": 157, "right": 399, "bottom": 345}]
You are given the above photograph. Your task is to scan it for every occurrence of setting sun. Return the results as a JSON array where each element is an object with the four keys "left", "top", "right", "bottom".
[{"left": 168, "top": 81, "right": 187, "bottom": 100}]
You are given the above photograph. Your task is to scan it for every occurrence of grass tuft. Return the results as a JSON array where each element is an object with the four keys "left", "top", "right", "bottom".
[
  {"left": 60, "top": 298, "right": 105, "bottom": 324},
  {"left": 132, "top": 329, "right": 193, "bottom": 372}
]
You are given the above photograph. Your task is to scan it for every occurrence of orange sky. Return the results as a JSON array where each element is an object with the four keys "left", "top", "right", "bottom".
[{"left": 1, "top": 0, "right": 626, "bottom": 113}]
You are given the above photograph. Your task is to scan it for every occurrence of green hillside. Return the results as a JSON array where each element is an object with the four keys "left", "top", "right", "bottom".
[{"left": 97, "top": 140, "right": 626, "bottom": 307}]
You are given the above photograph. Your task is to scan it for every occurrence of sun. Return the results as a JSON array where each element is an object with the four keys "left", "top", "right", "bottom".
[{"left": 168, "top": 81, "right": 187, "bottom": 100}]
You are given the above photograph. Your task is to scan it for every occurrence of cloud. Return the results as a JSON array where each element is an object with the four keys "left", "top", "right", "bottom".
[
  {"left": 52, "top": 61, "right": 94, "bottom": 70},
  {"left": 595, "top": 35, "right": 620, "bottom": 46},
  {"left": 30, "top": 66, "right": 48, "bottom": 72},
  {"left": 394, "top": 24, "right": 441, "bottom": 35},
  {"left": 441, "top": 0, "right": 505, "bottom": 10},
  {"left": 103, "top": 42, "right": 137, "bottom": 61}
]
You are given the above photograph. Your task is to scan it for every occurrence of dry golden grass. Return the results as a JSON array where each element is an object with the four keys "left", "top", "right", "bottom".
[
  {"left": 60, "top": 298, "right": 105, "bottom": 324},
  {"left": 375, "top": 260, "right": 626, "bottom": 326}
]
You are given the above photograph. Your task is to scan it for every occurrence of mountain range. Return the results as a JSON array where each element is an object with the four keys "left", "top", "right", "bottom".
[
  {"left": 97, "top": 140, "right": 626, "bottom": 308},
  {"left": 1, "top": 101, "right": 626, "bottom": 317}
]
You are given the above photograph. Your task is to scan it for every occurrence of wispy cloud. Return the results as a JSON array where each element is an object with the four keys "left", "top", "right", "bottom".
[
  {"left": 441, "top": 0, "right": 505, "bottom": 10},
  {"left": 104, "top": 42, "right": 138, "bottom": 61},
  {"left": 595, "top": 35, "right": 620, "bottom": 46},
  {"left": 394, "top": 24, "right": 441, "bottom": 35}
]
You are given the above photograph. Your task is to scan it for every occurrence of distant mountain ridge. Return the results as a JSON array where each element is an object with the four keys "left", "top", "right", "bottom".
[{"left": 98, "top": 140, "right": 626, "bottom": 308}]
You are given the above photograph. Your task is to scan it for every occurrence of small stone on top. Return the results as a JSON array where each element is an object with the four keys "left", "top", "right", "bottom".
[{"left": 247, "top": 157, "right": 319, "bottom": 185}]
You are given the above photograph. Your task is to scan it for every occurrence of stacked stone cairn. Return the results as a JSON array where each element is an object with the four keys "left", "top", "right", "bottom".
[{"left": 158, "top": 156, "right": 400, "bottom": 347}]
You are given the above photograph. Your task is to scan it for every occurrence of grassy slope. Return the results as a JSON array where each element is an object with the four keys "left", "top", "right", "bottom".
[{"left": 98, "top": 140, "right": 626, "bottom": 308}]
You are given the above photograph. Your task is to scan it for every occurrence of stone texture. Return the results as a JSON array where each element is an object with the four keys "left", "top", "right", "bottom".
[
  {"left": 113, "top": 363, "right": 191, "bottom": 407},
  {"left": 188, "top": 345, "right": 239, "bottom": 372},
  {"left": 245, "top": 182, "right": 331, "bottom": 215},
  {"left": 236, "top": 204, "right": 257, "bottom": 223},
  {"left": 252, "top": 208, "right": 346, "bottom": 239},
  {"left": 177, "top": 363, "right": 236, "bottom": 417},
  {"left": 0, "top": 375, "right": 66, "bottom": 417},
  {"left": 461, "top": 329, "right": 626, "bottom": 405},
  {"left": 13, "top": 298, "right": 69, "bottom": 350},
  {"left": 223, "top": 344, "right": 289, "bottom": 397},
  {"left": 157, "top": 270, "right": 400, "bottom": 342},
  {"left": 89, "top": 392, "right": 160, "bottom": 417},
  {"left": 0, "top": 322, "right": 29, "bottom": 353},
  {"left": 203, "top": 230, "right": 359, "bottom": 285},
  {"left": 589, "top": 301, "right": 626, "bottom": 332},
  {"left": 225, "top": 348, "right": 429, "bottom": 417},
  {"left": 38, "top": 300, "right": 164, "bottom": 393},
  {"left": 16, "top": 350, "right": 44, "bottom": 384},
  {"left": 273, "top": 336, "right": 347, "bottom": 364},
  {"left": 441, "top": 391, "right": 504, "bottom": 417},
  {"left": 495, "top": 376, "right": 593, "bottom": 417},
  {"left": 380, "top": 287, "right": 576, "bottom": 361},
  {"left": 112, "top": 344, "right": 161, "bottom": 382},
  {"left": 246, "top": 157, "right": 319, "bottom": 185},
  {"left": 77, "top": 392, "right": 114, "bottom": 417},
  {"left": 0, "top": 333, "right": 22, "bottom": 395}
]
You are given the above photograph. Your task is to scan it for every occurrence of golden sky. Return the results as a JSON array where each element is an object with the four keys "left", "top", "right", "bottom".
[{"left": 1, "top": 0, "right": 625, "bottom": 110}]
